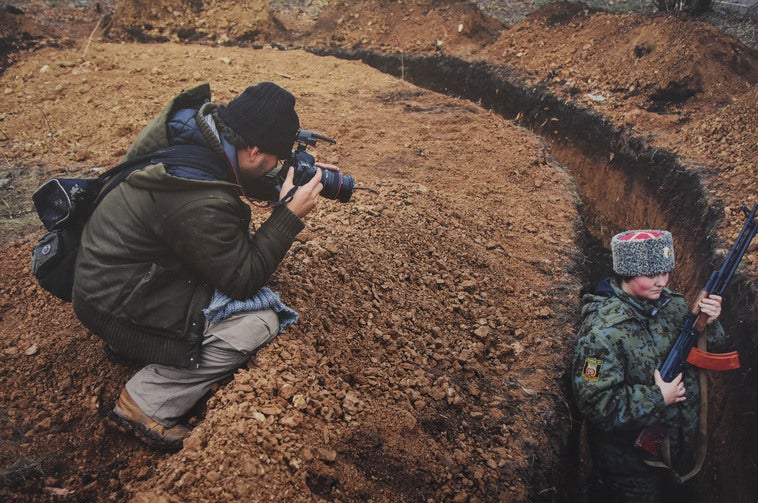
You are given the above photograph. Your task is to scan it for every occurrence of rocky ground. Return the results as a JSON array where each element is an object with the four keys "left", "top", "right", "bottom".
[{"left": 0, "top": 1, "right": 756, "bottom": 502}]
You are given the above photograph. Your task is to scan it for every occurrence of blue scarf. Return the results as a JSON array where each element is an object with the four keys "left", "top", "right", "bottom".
[{"left": 203, "top": 287, "right": 299, "bottom": 334}]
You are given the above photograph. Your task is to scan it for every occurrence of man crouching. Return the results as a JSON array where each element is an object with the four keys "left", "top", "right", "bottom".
[{"left": 73, "top": 82, "right": 331, "bottom": 451}]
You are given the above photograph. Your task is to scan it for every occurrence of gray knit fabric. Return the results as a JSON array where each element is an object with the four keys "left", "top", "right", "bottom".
[{"left": 611, "top": 230, "right": 675, "bottom": 276}]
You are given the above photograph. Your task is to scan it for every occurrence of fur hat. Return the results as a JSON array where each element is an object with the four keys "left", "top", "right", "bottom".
[
  {"left": 217, "top": 82, "right": 300, "bottom": 159},
  {"left": 611, "top": 230, "right": 675, "bottom": 277}
]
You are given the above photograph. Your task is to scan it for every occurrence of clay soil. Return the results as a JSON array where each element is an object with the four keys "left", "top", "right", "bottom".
[{"left": 0, "top": 1, "right": 756, "bottom": 502}]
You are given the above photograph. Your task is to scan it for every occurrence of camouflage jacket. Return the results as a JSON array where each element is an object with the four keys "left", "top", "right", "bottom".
[{"left": 572, "top": 277, "right": 725, "bottom": 473}]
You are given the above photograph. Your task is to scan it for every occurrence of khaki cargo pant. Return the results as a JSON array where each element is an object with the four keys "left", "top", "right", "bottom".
[{"left": 125, "top": 309, "right": 279, "bottom": 427}]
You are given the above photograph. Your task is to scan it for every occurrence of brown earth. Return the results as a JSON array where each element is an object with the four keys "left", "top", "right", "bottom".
[{"left": 0, "top": 1, "right": 756, "bottom": 502}]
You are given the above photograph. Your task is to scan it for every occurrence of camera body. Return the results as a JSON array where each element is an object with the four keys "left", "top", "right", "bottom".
[{"left": 276, "top": 130, "right": 355, "bottom": 203}]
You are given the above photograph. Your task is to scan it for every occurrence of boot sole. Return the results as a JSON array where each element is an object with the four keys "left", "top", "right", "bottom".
[{"left": 105, "top": 410, "right": 183, "bottom": 453}]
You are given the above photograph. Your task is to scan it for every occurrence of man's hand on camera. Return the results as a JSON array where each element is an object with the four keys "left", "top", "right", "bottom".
[{"left": 281, "top": 166, "right": 322, "bottom": 218}]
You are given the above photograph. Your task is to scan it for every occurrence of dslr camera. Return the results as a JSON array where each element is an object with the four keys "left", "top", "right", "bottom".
[{"left": 275, "top": 130, "right": 355, "bottom": 203}]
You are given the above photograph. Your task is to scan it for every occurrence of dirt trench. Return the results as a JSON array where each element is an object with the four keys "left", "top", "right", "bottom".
[
  {"left": 307, "top": 47, "right": 758, "bottom": 501},
  {"left": 1, "top": 1, "right": 756, "bottom": 500}
]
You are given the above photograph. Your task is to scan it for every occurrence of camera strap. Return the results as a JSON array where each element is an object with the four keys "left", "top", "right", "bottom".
[{"left": 268, "top": 186, "right": 298, "bottom": 208}]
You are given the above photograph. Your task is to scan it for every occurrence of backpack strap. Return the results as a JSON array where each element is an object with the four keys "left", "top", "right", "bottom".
[{"left": 91, "top": 145, "right": 226, "bottom": 215}]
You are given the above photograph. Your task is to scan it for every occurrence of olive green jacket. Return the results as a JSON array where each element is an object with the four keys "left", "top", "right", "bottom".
[{"left": 72, "top": 85, "right": 303, "bottom": 367}]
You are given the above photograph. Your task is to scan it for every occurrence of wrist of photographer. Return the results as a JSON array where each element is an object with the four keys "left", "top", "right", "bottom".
[{"left": 282, "top": 166, "right": 322, "bottom": 218}]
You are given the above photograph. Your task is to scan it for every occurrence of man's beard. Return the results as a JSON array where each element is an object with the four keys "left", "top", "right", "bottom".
[{"left": 239, "top": 169, "right": 280, "bottom": 202}]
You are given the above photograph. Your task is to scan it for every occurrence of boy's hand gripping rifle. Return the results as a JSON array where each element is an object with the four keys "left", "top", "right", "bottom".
[{"left": 659, "top": 203, "right": 757, "bottom": 382}]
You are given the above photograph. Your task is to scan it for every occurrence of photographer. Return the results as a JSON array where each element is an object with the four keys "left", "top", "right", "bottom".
[{"left": 72, "top": 82, "right": 334, "bottom": 451}]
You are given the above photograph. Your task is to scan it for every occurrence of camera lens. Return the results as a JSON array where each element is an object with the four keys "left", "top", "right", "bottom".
[
  {"left": 278, "top": 147, "right": 356, "bottom": 203},
  {"left": 320, "top": 170, "right": 355, "bottom": 203}
]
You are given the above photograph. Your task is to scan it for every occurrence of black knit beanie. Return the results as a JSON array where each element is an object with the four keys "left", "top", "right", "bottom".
[{"left": 217, "top": 82, "right": 300, "bottom": 159}]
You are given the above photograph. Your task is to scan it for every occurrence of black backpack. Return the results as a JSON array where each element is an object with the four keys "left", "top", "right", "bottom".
[{"left": 31, "top": 145, "right": 223, "bottom": 302}]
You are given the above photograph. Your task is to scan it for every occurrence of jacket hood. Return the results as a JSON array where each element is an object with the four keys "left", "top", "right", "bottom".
[{"left": 122, "top": 97, "right": 240, "bottom": 194}]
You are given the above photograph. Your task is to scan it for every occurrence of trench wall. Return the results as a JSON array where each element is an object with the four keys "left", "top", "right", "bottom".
[{"left": 308, "top": 47, "right": 758, "bottom": 502}]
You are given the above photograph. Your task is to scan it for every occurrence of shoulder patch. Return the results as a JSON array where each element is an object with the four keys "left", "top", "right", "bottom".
[{"left": 581, "top": 357, "right": 603, "bottom": 381}]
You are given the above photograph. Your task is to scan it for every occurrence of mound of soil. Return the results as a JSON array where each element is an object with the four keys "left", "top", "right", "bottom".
[
  {"left": 0, "top": 43, "right": 579, "bottom": 501},
  {"left": 0, "top": 4, "right": 66, "bottom": 74},
  {"left": 108, "top": 0, "right": 286, "bottom": 44},
  {"left": 301, "top": 0, "right": 507, "bottom": 55},
  {"left": 0, "top": 1, "right": 756, "bottom": 502},
  {"left": 476, "top": 4, "right": 757, "bottom": 227}
]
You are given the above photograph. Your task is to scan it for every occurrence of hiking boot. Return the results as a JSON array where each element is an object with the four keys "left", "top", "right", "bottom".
[{"left": 107, "top": 388, "right": 191, "bottom": 452}]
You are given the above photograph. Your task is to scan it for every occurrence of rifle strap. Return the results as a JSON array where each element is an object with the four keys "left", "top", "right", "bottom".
[{"left": 643, "top": 332, "right": 709, "bottom": 483}]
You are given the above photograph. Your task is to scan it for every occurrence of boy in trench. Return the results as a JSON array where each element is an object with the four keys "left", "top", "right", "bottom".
[{"left": 572, "top": 230, "right": 727, "bottom": 501}]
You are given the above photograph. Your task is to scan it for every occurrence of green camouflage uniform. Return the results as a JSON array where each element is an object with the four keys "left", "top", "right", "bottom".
[{"left": 572, "top": 277, "right": 725, "bottom": 501}]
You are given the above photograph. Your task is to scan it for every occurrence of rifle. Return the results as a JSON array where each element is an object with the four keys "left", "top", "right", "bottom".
[
  {"left": 660, "top": 203, "right": 756, "bottom": 381},
  {"left": 635, "top": 203, "right": 757, "bottom": 456}
]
